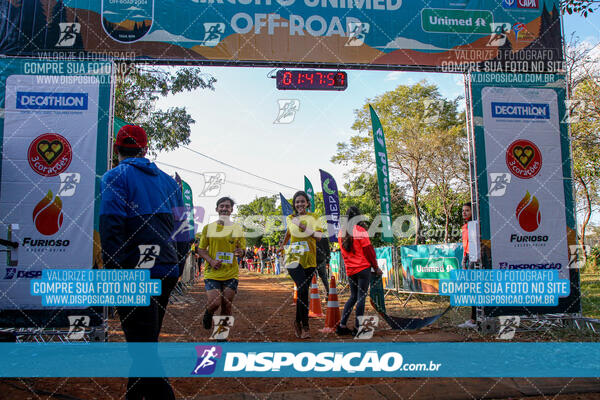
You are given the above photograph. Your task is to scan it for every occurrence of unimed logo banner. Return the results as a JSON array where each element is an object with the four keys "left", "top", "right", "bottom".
[{"left": 0, "top": 59, "right": 112, "bottom": 309}]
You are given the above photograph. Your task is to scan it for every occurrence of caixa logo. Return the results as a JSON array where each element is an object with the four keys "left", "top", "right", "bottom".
[
  {"left": 502, "top": 0, "right": 538, "bottom": 8},
  {"left": 3, "top": 268, "right": 43, "bottom": 279},
  {"left": 16, "top": 92, "right": 88, "bottom": 110}
]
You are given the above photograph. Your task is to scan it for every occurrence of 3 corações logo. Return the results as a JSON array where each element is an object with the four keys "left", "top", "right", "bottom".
[
  {"left": 506, "top": 139, "right": 542, "bottom": 179},
  {"left": 28, "top": 133, "right": 73, "bottom": 177}
]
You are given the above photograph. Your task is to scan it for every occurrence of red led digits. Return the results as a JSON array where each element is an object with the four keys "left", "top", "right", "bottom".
[
  {"left": 283, "top": 71, "right": 292, "bottom": 86},
  {"left": 327, "top": 72, "right": 335, "bottom": 86},
  {"left": 276, "top": 70, "right": 347, "bottom": 90}
]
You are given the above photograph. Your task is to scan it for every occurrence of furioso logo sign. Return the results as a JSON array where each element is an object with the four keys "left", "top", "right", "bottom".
[
  {"left": 28, "top": 133, "right": 73, "bottom": 177},
  {"left": 33, "top": 190, "right": 64, "bottom": 236},
  {"left": 506, "top": 139, "right": 542, "bottom": 179},
  {"left": 515, "top": 191, "right": 540, "bottom": 232}
]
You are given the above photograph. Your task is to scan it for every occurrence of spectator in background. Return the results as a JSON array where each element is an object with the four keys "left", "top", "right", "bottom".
[
  {"left": 458, "top": 202, "right": 477, "bottom": 329},
  {"left": 245, "top": 247, "right": 254, "bottom": 270},
  {"left": 259, "top": 244, "right": 267, "bottom": 271},
  {"left": 316, "top": 236, "right": 331, "bottom": 296}
]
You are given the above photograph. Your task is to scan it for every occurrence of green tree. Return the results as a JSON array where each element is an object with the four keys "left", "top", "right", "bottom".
[
  {"left": 426, "top": 121, "right": 469, "bottom": 242},
  {"left": 565, "top": 38, "right": 600, "bottom": 265},
  {"left": 332, "top": 81, "right": 463, "bottom": 244},
  {"left": 561, "top": 0, "right": 597, "bottom": 17},
  {"left": 314, "top": 173, "right": 412, "bottom": 247},
  {"left": 235, "top": 195, "right": 284, "bottom": 247},
  {"left": 115, "top": 64, "right": 216, "bottom": 154},
  {"left": 571, "top": 77, "right": 600, "bottom": 263}
]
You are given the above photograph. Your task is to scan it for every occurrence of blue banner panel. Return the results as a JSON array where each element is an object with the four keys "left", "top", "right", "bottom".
[{"left": 0, "top": 343, "right": 598, "bottom": 377}]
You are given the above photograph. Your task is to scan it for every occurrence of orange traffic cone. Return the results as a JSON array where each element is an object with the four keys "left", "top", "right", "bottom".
[
  {"left": 293, "top": 284, "right": 297, "bottom": 305},
  {"left": 308, "top": 274, "right": 325, "bottom": 318},
  {"left": 319, "top": 276, "right": 341, "bottom": 333}
]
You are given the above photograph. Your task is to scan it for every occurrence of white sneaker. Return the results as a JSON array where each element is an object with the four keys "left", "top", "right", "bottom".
[{"left": 458, "top": 320, "right": 477, "bottom": 329}]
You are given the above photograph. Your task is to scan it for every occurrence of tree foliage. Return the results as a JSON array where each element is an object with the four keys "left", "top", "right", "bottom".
[
  {"left": 332, "top": 81, "right": 464, "bottom": 243},
  {"left": 114, "top": 64, "right": 216, "bottom": 154},
  {"left": 235, "top": 195, "right": 282, "bottom": 247},
  {"left": 561, "top": 0, "right": 598, "bottom": 17},
  {"left": 565, "top": 38, "right": 600, "bottom": 264}
]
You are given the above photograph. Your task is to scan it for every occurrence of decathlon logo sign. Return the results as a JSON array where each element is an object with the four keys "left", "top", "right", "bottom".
[
  {"left": 16, "top": 92, "right": 88, "bottom": 110},
  {"left": 225, "top": 351, "right": 409, "bottom": 373},
  {"left": 491, "top": 102, "right": 550, "bottom": 119}
]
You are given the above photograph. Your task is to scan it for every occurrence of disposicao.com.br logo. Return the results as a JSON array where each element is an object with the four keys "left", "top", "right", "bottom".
[{"left": 219, "top": 351, "right": 441, "bottom": 374}]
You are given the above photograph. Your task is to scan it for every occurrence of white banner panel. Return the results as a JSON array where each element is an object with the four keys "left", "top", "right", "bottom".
[
  {"left": 0, "top": 74, "right": 101, "bottom": 308},
  {"left": 481, "top": 86, "right": 568, "bottom": 279}
]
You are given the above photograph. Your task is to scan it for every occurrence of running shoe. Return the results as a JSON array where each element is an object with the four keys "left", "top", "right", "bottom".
[
  {"left": 203, "top": 311, "right": 213, "bottom": 330},
  {"left": 336, "top": 325, "right": 353, "bottom": 335},
  {"left": 300, "top": 329, "right": 311, "bottom": 339},
  {"left": 458, "top": 319, "right": 477, "bottom": 329},
  {"left": 293, "top": 321, "right": 302, "bottom": 338}
]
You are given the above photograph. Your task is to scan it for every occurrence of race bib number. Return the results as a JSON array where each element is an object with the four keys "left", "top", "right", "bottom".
[
  {"left": 289, "top": 241, "right": 309, "bottom": 254},
  {"left": 216, "top": 252, "right": 234, "bottom": 264}
]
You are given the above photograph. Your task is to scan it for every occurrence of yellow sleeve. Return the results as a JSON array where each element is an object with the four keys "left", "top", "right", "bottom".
[{"left": 199, "top": 225, "right": 209, "bottom": 250}]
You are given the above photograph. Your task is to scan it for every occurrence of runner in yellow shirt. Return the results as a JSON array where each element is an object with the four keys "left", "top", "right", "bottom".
[
  {"left": 278, "top": 191, "right": 324, "bottom": 339},
  {"left": 198, "top": 197, "right": 245, "bottom": 331}
]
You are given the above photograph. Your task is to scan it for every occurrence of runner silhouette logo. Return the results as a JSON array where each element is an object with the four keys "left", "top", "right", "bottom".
[
  {"left": 67, "top": 315, "right": 90, "bottom": 340},
  {"left": 202, "top": 23, "right": 225, "bottom": 46},
  {"left": 192, "top": 345, "right": 222, "bottom": 375},
  {"left": 137, "top": 245, "right": 161, "bottom": 268},
  {"left": 56, "top": 23, "right": 80, "bottom": 47},
  {"left": 210, "top": 316, "right": 234, "bottom": 340},
  {"left": 355, "top": 315, "right": 378, "bottom": 339},
  {"left": 58, "top": 173, "right": 81, "bottom": 197}
]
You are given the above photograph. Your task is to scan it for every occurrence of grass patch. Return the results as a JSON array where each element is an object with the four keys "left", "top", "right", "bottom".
[{"left": 581, "top": 275, "right": 600, "bottom": 319}]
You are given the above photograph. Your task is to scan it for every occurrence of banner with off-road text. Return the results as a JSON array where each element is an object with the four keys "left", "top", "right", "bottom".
[
  {"left": 0, "top": 59, "right": 112, "bottom": 310},
  {"left": 0, "top": 0, "right": 563, "bottom": 71}
]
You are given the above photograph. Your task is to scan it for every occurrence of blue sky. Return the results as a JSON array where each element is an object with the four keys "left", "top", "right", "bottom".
[{"left": 154, "top": 12, "right": 600, "bottom": 227}]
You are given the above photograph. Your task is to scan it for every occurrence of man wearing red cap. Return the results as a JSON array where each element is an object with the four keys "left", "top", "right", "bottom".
[{"left": 100, "top": 125, "right": 187, "bottom": 399}]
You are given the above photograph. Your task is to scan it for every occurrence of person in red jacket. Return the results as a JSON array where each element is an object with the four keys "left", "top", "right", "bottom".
[{"left": 336, "top": 206, "right": 383, "bottom": 335}]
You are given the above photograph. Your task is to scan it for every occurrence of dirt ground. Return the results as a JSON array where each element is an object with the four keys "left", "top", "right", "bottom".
[{"left": 0, "top": 270, "right": 598, "bottom": 399}]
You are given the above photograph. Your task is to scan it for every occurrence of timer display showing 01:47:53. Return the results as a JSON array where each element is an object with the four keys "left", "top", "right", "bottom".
[{"left": 276, "top": 70, "right": 347, "bottom": 90}]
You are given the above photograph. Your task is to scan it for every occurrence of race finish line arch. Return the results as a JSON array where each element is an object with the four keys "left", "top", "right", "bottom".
[
  {"left": 0, "top": 0, "right": 582, "bottom": 339},
  {"left": 1, "top": 0, "right": 563, "bottom": 72}
]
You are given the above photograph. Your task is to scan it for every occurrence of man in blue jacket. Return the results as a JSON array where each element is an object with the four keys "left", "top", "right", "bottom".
[{"left": 100, "top": 125, "right": 187, "bottom": 400}]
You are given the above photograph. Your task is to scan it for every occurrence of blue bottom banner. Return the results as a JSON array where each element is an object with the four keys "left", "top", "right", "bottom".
[{"left": 0, "top": 343, "right": 598, "bottom": 377}]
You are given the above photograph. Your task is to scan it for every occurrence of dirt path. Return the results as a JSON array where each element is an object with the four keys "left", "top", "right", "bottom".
[{"left": 0, "top": 271, "right": 598, "bottom": 399}]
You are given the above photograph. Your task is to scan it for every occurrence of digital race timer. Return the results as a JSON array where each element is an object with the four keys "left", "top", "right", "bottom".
[{"left": 276, "top": 70, "right": 347, "bottom": 91}]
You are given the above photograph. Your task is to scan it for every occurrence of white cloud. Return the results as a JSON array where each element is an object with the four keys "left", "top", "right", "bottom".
[
  {"left": 131, "top": 14, "right": 150, "bottom": 19},
  {"left": 385, "top": 71, "right": 406, "bottom": 81},
  {"left": 139, "top": 29, "right": 199, "bottom": 42},
  {"left": 123, "top": 6, "right": 143, "bottom": 11},
  {"left": 102, "top": 10, "right": 118, "bottom": 15},
  {"left": 377, "top": 37, "right": 448, "bottom": 51}
]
